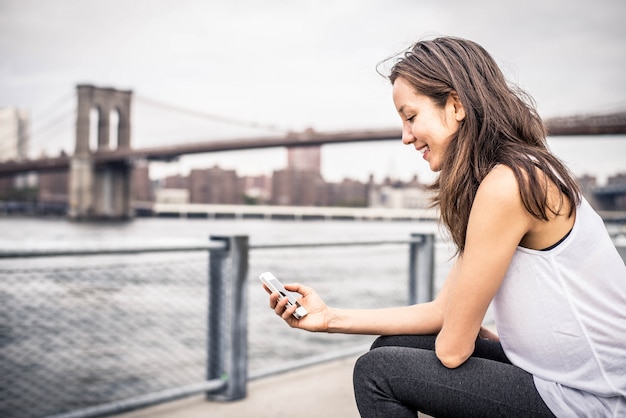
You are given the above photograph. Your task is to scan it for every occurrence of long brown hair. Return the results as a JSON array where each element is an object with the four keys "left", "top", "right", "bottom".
[{"left": 384, "top": 37, "right": 580, "bottom": 253}]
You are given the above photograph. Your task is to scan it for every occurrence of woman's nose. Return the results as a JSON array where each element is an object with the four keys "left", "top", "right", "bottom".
[{"left": 401, "top": 126, "right": 414, "bottom": 145}]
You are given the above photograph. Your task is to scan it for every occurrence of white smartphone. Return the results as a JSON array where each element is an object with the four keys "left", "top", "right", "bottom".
[{"left": 259, "top": 272, "right": 308, "bottom": 319}]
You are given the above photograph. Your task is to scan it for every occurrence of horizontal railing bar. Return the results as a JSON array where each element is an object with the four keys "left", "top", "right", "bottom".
[
  {"left": 47, "top": 379, "right": 227, "bottom": 418},
  {"left": 248, "top": 344, "right": 371, "bottom": 382},
  {"left": 0, "top": 238, "right": 426, "bottom": 259},
  {"left": 0, "top": 242, "right": 227, "bottom": 259},
  {"left": 250, "top": 238, "right": 421, "bottom": 250}
]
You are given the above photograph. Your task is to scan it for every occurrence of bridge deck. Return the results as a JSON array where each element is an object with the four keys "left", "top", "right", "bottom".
[{"left": 1, "top": 111, "right": 625, "bottom": 175}]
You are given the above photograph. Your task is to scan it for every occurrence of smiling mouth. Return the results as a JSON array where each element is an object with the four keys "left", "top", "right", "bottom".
[{"left": 418, "top": 146, "right": 429, "bottom": 155}]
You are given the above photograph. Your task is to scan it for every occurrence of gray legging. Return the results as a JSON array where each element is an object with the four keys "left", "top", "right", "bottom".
[{"left": 353, "top": 335, "right": 556, "bottom": 417}]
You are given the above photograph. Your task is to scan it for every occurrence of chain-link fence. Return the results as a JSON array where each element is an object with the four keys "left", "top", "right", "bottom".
[{"left": 0, "top": 234, "right": 444, "bottom": 418}]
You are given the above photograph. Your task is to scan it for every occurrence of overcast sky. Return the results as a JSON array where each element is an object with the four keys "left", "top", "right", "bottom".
[{"left": 1, "top": 0, "right": 625, "bottom": 183}]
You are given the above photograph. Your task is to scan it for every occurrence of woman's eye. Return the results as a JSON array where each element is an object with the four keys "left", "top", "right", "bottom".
[{"left": 406, "top": 116, "right": 415, "bottom": 123}]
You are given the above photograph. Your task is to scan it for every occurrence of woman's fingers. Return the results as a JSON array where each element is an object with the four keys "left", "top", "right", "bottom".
[
  {"left": 272, "top": 293, "right": 286, "bottom": 313},
  {"left": 281, "top": 302, "right": 298, "bottom": 320},
  {"left": 268, "top": 291, "right": 279, "bottom": 309}
]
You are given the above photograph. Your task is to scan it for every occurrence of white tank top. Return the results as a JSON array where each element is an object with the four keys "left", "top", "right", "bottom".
[{"left": 493, "top": 198, "right": 626, "bottom": 417}]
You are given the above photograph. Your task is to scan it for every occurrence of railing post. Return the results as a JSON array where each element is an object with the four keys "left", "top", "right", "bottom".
[
  {"left": 206, "top": 235, "right": 249, "bottom": 401},
  {"left": 408, "top": 233, "right": 435, "bottom": 305}
]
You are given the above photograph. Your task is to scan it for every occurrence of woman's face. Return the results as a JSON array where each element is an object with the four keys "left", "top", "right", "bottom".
[{"left": 392, "top": 77, "right": 465, "bottom": 172}]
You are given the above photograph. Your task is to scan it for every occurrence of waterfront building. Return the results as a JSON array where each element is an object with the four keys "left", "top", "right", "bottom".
[
  {"left": 132, "top": 161, "right": 152, "bottom": 202},
  {"left": 369, "top": 176, "right": 431, "bottom": 209},
  {"left": 606, "top": 173, "right": 626, "bottom": 211},
  {"left": 271, "top": 145, "right": 325, "bottom": 206},
  {"left": 163, "top": 174, "right": 189, "bottom": 190},
  {"left": 271, "top": 168, "right": 324, "bottom": 206},
  {"left": 325, "top": 178, "right": 369, "bottom": 207},
  {"left": 242, "top": 174, "right": 272, "bottom": 204},
  {"left": 188, "top": 165, "right": 244, "bottom": 204},
  {"left": 287, "top": 145, "right": 321, "bottom": 172},
  {"left": 578, "top": 174, "right": 600, "bottom": 208},
  {"left": 38, "top": 170, "right": 68, "bottom": 203},
  {"left": 155, "top": 188, "right": 189, "bottom": 204},
  {"left": 0, "top": 107, "right": 29, "bottom": 162}
]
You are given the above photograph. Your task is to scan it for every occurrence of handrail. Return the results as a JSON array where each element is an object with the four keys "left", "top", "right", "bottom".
[
  {"left": 0, "top": 241, "right": 227, "bottom": 258},
  {"left": 250, "top": 238, "right": 419, "bottom": 250},
  {"left": 0, "top": 237, "right": 426, "bottom": 258}
]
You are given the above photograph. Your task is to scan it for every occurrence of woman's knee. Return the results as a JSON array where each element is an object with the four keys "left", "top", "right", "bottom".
[
  {"left": 353, "top": 350, "right": 376, "bottom": 385},
  {"left": 370, "top": 334, "right": 437, "bottom": 351},
  {"left": 353, "top": 348, "right": 389, "bottom": 392},
  {"left": 370, "top": 335, "right": 392, "bottom": 350}
]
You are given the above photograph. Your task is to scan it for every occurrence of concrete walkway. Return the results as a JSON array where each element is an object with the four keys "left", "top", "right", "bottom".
[
  {"left": 116, "top": 329, "right": 506, "bottom": 418},
  {"left": 116, "top": 355, "right": 362, "bottom": 418}
]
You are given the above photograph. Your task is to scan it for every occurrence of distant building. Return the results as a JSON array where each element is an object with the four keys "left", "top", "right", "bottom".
[
  {"left": 287, "top": 145, "right": 321, "bottom": 173},
  {"left": 0, "top": 107, "right": 33, "bottom": 197},
  {"left": 242, "top": 174, "right": 272, "bottom": 204},
  {"left": 606, "top": 173, "right": 626, "bottom": 211},
  {"left": 188, "top": 165, "right": 244, "bottom": 204},
  {"left": 163, "top": 174, "right": 189, "bottom": 190},
  {"left": 0, "top": 107, "right": 29, "bottom": 162},
  {"left": 369, "top": 176, "right": 431, "bottom": 209},
  {"left": 131, "top": 161, "right": 152, "bottom": 202},
  {"left": 155, "top": 188, "right": 189, "bottom": 204},
  {"left": 38, "top": 171, "right": 68, "bottom": 202},
  {"left": 325, "top": 178, "right": 369, "bottom": 207},
  {"left": 578, "top": 174, "right": 599, "bottom": 208},
  {"left": 271, "top": 169, "right": 324, "bottom": 206},
  {"left": 270, "top": 145, "right": 324, "bottom": 205},
  {"left": 578, "top": 173, "right": 626, "bottom": 212},
  {"left": 607, "top": 173, "right": 626, "bottom": 186}
]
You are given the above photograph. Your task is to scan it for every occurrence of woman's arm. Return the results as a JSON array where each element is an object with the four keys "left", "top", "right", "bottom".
[
  {"left": 271, "top": 258, "right": 463, "bottom": 336},
  {"left": 435, "top": 165, "right": 533, "bottom": 368}
]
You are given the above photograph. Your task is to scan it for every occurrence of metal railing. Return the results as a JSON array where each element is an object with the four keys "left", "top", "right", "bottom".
[{"left": 0, "top": 233, "right": 435, "bottom": 418}]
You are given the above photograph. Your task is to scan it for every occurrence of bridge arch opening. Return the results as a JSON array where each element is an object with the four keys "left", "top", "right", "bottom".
[
  {"left": 109, "top": 108, "right": 119, "bottom": 150},
  {"left": 89, "top": 107, "right": 99, "bottom": 153}
]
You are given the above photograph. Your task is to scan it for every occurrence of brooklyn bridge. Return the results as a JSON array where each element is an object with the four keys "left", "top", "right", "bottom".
[{"left": 1, "top": 85, "right": 625, "bottom": 219}]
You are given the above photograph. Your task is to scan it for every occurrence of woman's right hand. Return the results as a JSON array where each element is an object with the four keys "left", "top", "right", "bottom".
[{"left": 269, "top": 283, "right": 330, "bottom": 332}]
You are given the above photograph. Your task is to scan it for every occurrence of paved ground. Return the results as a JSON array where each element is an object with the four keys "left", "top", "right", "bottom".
[
  {"left": 117, "top": 355, "right": 362, "bottom": 418},
  {"left": 116, "top": 328, "right": 505, "bottom": 418}
]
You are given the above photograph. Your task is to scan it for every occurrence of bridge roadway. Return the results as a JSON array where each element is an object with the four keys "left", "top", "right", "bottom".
[{"left": 1, "top": 110, "right": 625, "bottom": 176}]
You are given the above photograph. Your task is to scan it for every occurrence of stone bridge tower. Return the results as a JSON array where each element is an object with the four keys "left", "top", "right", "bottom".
[{"left": 69, "top": 85, "right": 133, "bottom": 219}]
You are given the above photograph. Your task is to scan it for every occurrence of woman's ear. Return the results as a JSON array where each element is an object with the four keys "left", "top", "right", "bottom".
[{"left": 449, "top": 91, "right": 466, "bottom": 122}]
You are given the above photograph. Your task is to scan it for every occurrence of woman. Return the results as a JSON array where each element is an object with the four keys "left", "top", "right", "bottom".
[{"left": 266, "top": 37, "right": 626, "bottom": 417}]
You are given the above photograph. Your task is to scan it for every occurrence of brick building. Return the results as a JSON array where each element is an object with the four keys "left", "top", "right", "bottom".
[
  {"left": 271, "top": 169, "right": 324, "bottom": 206},
  {"left": 325, "top": 178, "right": 369, "bottom": 207},
  {"left": 38, "top": 171, "right": 68, "bottom": 202},
  {"left": 242, "top": 174, "right": 271, "bottom": 204},
  {"left": 287, "top": 145, "right": 321, "bottom": 172},
  {"left": 131, "top": 162, "right": 152, "bottom": 202},
  {"left": 188, "top": 165, "right": 244, "bottom": 204},
  {"left": 163, "top": 174, "right": 189, "bottom": 190}
]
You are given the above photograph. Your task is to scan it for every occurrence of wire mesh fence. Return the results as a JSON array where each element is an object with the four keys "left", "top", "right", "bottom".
[
  {"left": 0, "top": 236, "right": 449, "bottom": 418},
  {"left": 1, "top": 252, "right": 210, "bottom": 417}
]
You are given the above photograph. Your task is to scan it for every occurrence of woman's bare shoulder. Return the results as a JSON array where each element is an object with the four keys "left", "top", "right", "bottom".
[{"left": 477, "top": 164, "right": 521, "bottom": 202}]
